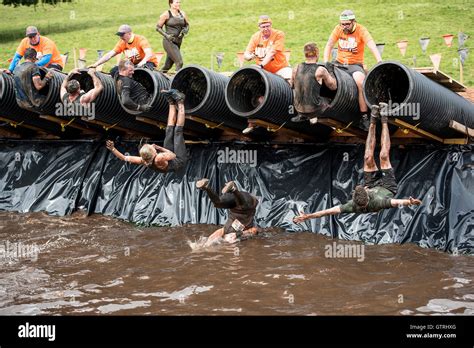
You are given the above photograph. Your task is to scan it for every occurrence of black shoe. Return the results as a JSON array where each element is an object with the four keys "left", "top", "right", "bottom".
[
  {"left": 161, "top": 89, "right": 185, "bottom": 103},
  {"left": 161, "top": 89, "right": 176, "bottom": 104},
  {"left": 359, "top": 113, "right": 370, "bottom": 131},
  {"left": 325, "top": 62, "right": 335, "bottom": 77},
  {"left": 370, "top": 105, "right": 380, "bottom": 124},
  {"left": 379, "top": 102, "right": 389, "bottom": 123},
  {"left": 291, "top": 114, "right": 309, "bottom": 123}
]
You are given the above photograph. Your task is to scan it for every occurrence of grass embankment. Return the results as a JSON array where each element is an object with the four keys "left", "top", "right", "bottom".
[{"left": 0, "top": 0, "right": 472, "bottom": 85}]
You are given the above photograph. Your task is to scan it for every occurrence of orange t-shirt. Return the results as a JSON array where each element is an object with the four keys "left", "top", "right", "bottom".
[
  {"left": 246, "top": 29, "right": 288, "bottom": 73},
  {"left": 113, "top": 34, "right": 158, "bottom": 66},
  {"left": 329, "top": 23, "right": 374, "bottom": 65},
  {"left": 16, "top": 36, "right": 63, "bottom": 68}
]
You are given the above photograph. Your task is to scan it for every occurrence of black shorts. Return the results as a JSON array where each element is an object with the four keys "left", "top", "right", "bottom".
[
  {"left": 364, "top": 168, "right": 398, "bottom": 195},
  {"left": 335, "top": 63, "right": 365, "bottom": 76}
]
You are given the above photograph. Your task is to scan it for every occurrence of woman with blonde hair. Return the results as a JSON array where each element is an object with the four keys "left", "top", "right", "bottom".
[{"left": 106, "top": 89, "right": 187, "bottom": 173}]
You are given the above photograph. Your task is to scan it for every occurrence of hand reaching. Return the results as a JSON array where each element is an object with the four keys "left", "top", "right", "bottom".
[{"left": 106, "top": 140, "right": 115, "bottom": 151}]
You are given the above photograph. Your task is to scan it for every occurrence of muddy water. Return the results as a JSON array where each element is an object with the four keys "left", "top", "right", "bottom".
[{"left": 0, "top": 211, "right": 472, "bottom": 315}]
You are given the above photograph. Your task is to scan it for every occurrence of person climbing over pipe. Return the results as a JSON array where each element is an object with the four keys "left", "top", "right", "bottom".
[
  {"left": 244, "top": 15, "right": 292, "bottom": 82},
  {"left": 195, "top": 179, "right": 259, "bottom": 247},
  {"left": 5, "top": 26, "right": 64, "bottom": 75},
  {"left": 290, "top": 42, "right": 332, "bottom": 123},
  {"left": 12, "top": 48, "right": 53, "bottom": 111},
  {"left": 89, "top": 25, "right": 158, "bottom": 78},
  {"left": 318, "top": 10, "right": 382, "bottom": 128},
  {"left": 156, "top": 0, "right": 189, "bottom": 73},
  {"left": 106, "top": 88, "right": 188, "bottom": 173},
  {"left": 115, "top": 60, "right": 153, "bottom": 112},
  {"left": 293, "top": 104, "right": 422, "bottom": 223},
  {"left": 58, "top": 67, "right": 103, "bottom": 118}
]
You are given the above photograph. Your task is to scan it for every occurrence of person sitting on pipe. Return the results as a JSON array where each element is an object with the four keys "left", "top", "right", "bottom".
[
  {"left": 11, "top": 47, "right": 53, "bottom": 111},
  {"left": 290, "top": 42, "right": 332, "bottom": 123},
  {"left": 293, "top": 104, "right": 422, "bottom": 223},
  {"left": 106, "top": 88, "right": 188, "bottom": 173},
  {"left": 195, "top": 179, "right": 259, "bottom": 247},
  {"left": 243, "top": 15, "right": 292, "bottom": 82},
  {"left": 58, "top": 68, "right": 103, "bottom": 119},
  {"left": 114, "top": 60, "right": 153, "bottom": 112},
  {"left": 5, "top": 26, "right": 64, "bottom": 75},
  {"left": 89, "top": 24, "right": 158, "bottom": 78},
  {"left": 317, "top": 10, "right": 382, "bottom": 129}
]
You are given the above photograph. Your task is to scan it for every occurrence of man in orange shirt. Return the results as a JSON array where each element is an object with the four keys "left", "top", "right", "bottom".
[
  {"left": 5, "top": 26, "right": 63, "bottom": 74},
  {"left": 244, "top": 15, "right": 291, "bottom": 81},
  {"left": 316, "top": 10, "right": 382, "bottom": 125},
  {"left": 89, "top": 24, "right": 158, "bottom": 77}
]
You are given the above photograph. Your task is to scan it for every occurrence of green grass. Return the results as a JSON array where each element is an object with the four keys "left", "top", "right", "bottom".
[{"left": 0, "top": 0, "right": 472, "bottom": 86}]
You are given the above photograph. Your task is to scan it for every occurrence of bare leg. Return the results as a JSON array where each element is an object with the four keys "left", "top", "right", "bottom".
[
  {"left": 315, "top": 67, "right": 337, "bottom": 90},
  {"left": 176, "top": 102, "right": 185, "bottom": 127},
  {"left": 167, "top": 103, "right": 177, "bottom": 126},
  {"left": 204, "top": 228, "right": 224, "bottom": 247},
  {"left": 379, "top": 121, "right": 392, "bottom": 170},
  {"left": 353, "top": 71, "right": 367, "bottom": 113},
  {"left": 364, "top": 122, "right": 378, "bottom": 172}
]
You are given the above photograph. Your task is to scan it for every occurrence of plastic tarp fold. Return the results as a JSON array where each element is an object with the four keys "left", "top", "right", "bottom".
[{"left": 0, "top": 140, "right": 472, "bottom": 254}]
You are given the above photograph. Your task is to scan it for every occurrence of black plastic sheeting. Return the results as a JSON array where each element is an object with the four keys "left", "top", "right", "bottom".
[{"left": 0, "top": 140, "right": 472, "bottom": 254}]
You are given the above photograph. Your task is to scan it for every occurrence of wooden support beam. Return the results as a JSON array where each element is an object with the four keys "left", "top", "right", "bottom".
[
  {"left": 185, "top": 115, "right": 242, "bottom": 136},
  {"left": 39, "top": 115, "right": 100, "bottom": 134},
  {"left": 390, "top": 118, "right": 469, "bottom": 145},
  {"left": 0, "top": 116, "right": 46, "bottom": 133},
  {"left": 135, "top": 116, "right": 204, "bottom": 138},
  {"left": 248, "top": 118, "right": 314, "bottom": 142},
  {"left": 449, "top": 120, "right": 474, "bottom": 138},
  {"left": 415, "top": 67, "right": 466, "bottom": 92},
  {"left": 311, "top": 117, "right": 367, "bottom": 139},
  {"left": 389, "top": 118, "right": 444, "bottom": 143},
  {"left": 81, "top": 117, "right": 140, "bottom": 135},
  {"left": 0, "top": 126, "right": 22, "bottom": 138}
]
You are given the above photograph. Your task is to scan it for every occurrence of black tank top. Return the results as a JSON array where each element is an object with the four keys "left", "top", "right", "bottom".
[
  {"left": 165, "top": 10, "right": 186, "bottom": 36},
  {"left": 293, "top": 63, "right": 325, "bottom": 114}
]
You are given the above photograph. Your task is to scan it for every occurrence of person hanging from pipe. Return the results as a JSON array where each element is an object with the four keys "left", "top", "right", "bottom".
[
  {"left": 115, "top": 60, "right": 153, "bottom": 112},
  {"left": 11, "top": 47, "right": 53, "bottom": 111},
  {"left": 195, "top": 179, "right": 259, "bottom": 247},
  {"left": 293, "top": 104, "right": 422, "bottom": 224},
  {"left": 317, "top": 10, "right": 382, "bottom": 129},
  {"left": 156, "top": 0, "right": 189, "bottom": 73},
  {"left": 58, "top": 67, "right": 103, "bottom": 119},
  {"left": 290, "top": 42, "right": 332, "bottom": 123},
  {"left": 106, "top": 88, "right": 188, "bottom": 173}
]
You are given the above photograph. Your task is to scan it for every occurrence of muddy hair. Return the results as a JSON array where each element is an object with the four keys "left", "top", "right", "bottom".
[
  {"left": 139, "top": 144, "right": 155, "bottom": 166},
  {"left": 353, "top": 185, "right": 369, "bottom": 207},
  {"left": 303, "top": 42, "right": 319, "bottom": 59}
]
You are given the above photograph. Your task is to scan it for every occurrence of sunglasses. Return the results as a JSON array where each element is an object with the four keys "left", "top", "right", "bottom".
[
  {"left": 260, "top": 24, "right": 271, "bottom": 29},
  {"left": 340, "top": 22, "right": 353, "bottom": 27},
  {"left": 27, "top": 34, "right": 38, "bottom": 38}
]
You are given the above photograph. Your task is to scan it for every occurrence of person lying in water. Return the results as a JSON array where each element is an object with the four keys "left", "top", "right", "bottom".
[
  {"left": 106, "top": 89, "right": 187, "bottom": 173},
  {"left": 293, "top": 103, "right": 422, "bottom": 224},
  {"left": 196, "top": 179, "right": 259, "bottom": 246}
]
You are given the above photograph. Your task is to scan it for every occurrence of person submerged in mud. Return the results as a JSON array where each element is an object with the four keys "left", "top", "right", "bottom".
[
  {"left": 196, "top": 179, "right": 259, "bottom": 246},
  {"left": 293, "top": 103, "right": 422, "bottom": 223},
  {"left": 106, "top": 88, "right": 188, "bottom": 173}
]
